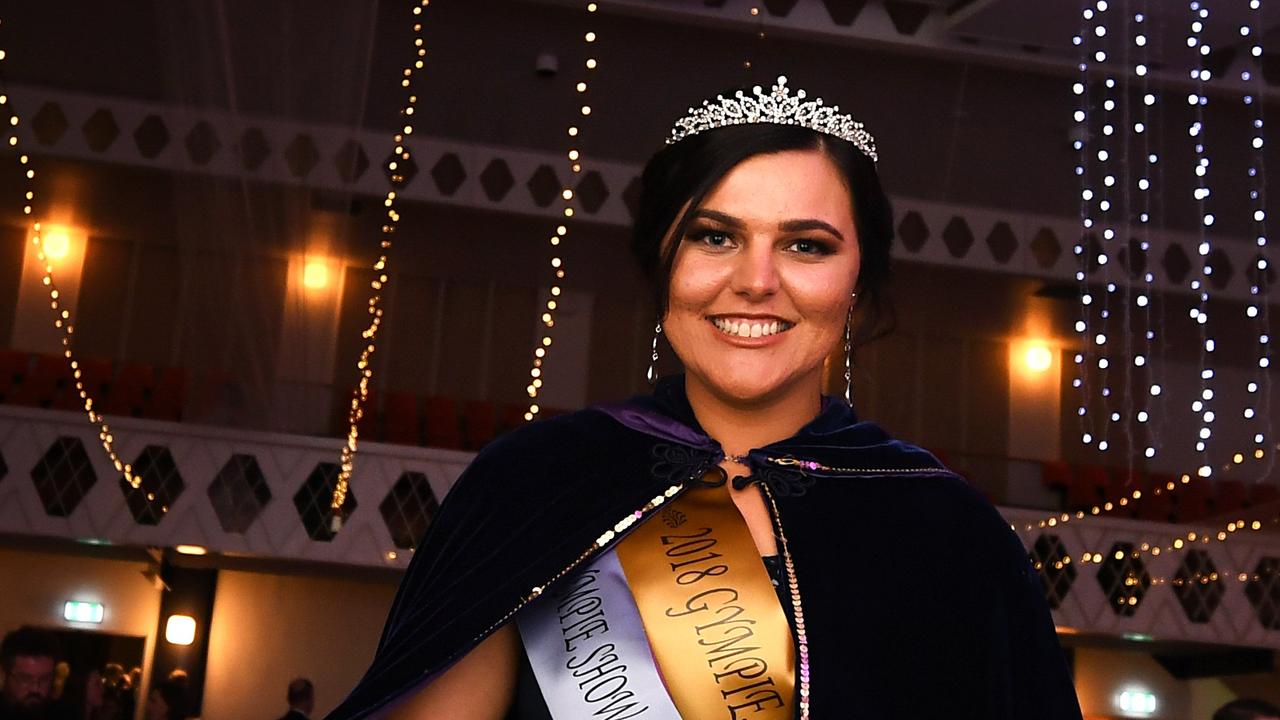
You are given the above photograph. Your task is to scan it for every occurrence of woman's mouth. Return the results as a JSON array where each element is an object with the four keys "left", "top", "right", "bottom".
[{"left": 709, "top": 316, "right": 795, "bottom": 338}]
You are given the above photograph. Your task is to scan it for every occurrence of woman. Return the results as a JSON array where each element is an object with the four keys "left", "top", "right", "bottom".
[{"left": 328, "top": 77, "right": 1082, "bottom": 719}]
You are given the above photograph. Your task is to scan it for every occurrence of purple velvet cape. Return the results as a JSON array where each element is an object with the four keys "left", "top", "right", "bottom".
[{"left": 325, "top": 376, "right": 1083, "bottom": 720}]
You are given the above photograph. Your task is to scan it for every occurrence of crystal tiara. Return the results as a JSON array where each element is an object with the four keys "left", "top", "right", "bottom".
[{"left": 666, "top": 75, "right": 878, "bottom": 163}]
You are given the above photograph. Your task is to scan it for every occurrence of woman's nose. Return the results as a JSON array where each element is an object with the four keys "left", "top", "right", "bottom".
[{"left": 730, "top": 240, "right": 780, "bottom": 298}]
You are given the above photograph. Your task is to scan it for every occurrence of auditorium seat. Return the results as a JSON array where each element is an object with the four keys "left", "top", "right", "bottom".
[
  {"left": 10, "top": 354, "right": 69, "bottom": 409},
  {"left": 382, "top": 392, "right": 421, "bottom": 445},
  {"left": 423, "top": 396, "right": 462, "bottom": 449},
  {"left": 462, "top": 400, "right": 497, "bottom": 450},
  {"left": 1175, "top": 476, "right": 1213, "bottom": 523},
  {"left": 1068, "top": 465, "right": 1110, "bottom": 511},
  {"left": 147, "top": 366, "right": 186, "bottom": 421},
  {"left": 0, "top": 349, "right": 30, "bottom": 404},
  {"left": 1215, "top": 480, "right": 1248, "bottom": 515},
  {"left": 106, "top": 363, "right": 155, "bottom": 417},
  {"left": 1250, "top": 482, "right": 1279, "bottom": 508}
]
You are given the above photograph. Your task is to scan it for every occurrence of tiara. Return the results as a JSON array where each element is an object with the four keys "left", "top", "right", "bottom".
[{"left": 666, "top": 75, "right": 878, "bottom": 163}]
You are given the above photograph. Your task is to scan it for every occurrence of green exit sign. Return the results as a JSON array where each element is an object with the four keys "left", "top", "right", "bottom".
[{"left": 63, "top": 601, "right": 104, "bottom": 624}]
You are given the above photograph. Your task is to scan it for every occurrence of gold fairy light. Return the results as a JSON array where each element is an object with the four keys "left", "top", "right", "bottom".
[
  {"left": 1, "top": 16, "right": 139, "bottom": 488},
  {"left": 329, "top": 0, "right": 431, "bottom": 521},
  {"left": 522, "top": 1, "right": 599, "bottom": 422}
]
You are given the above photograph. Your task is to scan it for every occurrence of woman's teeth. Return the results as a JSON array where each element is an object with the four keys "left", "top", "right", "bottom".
[{"left": 710, "top": 317, "right": 792, "bottom": 338}]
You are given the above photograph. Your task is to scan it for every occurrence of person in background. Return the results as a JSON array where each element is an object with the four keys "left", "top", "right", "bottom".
[
  {"left": 142, "top": 680, "right": 185, "bottom": 720},
  {"left": 51, "top": 668, "right": 104, "bottom": 720},
  {"left": 0, "top": 626, "right": 61, "bottom": 720},
  {"left": 1215, "top": 698, "right": 1280, "bottom": 720},
  {"left": 276, "top": 678, "right": 314, "bottom": 720}
]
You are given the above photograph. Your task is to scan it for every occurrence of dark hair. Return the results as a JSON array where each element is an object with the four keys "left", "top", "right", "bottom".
[
  {"left": 630, "top": 120, "right": 895, "bottom": 351},
  {"left": 1214, "top": 698, "right": 1280, "bottom": 720},
  {"left": 287, "top": 677, "right": 314, "bottom": 706},
  {"left": 0, "top": 626, "right": 60, "bottom": 672}
]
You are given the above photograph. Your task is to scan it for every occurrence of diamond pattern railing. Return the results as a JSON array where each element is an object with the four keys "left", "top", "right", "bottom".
[
  {"left": 120, "top": 445, "right": 185, "bottom": 525},
  {"left": 207, "top": 454, "right": 272, "bottom": 534},
  {"left": 30, "top": 437, "right": 97, "bottom": 517}
]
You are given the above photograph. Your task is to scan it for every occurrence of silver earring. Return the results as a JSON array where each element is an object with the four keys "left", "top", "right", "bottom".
[
  {"left": 844, "top": 293, "right": 857, "bottom": 406},
  {"left": 647, "top": 322, "right": 662, "bottom": 384}
]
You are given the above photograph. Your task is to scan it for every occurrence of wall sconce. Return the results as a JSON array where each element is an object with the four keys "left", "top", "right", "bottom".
[
  {"left": 174, "top": 545, "right": 207, "bottom": 556},
  {"left": 165, "top": 615, "right": 196, "bottom": 646},
  {"left": 63, "top": 601, "right": 104, "bottom": 624},
  {"left": 1023, "top": 344, "right": 1053, "bottom": 373},
  {"left": 303, "top": 258, "right": 330, "bottom": 290},
  {"left": 43, "top": 229, "right": 71, "bottom": 260}
]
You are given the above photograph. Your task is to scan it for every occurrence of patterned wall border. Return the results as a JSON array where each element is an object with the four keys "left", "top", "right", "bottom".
[
  {"left": 3, "top": 82, "right": 1271, "bottom": 302},
  {"left": 1, "top": 405, "right": 1277, "bottom": 647}
]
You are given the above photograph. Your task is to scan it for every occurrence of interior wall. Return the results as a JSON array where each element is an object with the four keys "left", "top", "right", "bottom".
[
  {"left": 202, "top": 568, "right": 397, "bottom": 720},
  {"left": 1073, "top": 647, "right": 1189, "bottom": 720},
  {"left": 0, "top": 545, "right": 161, "bottom": 720}
]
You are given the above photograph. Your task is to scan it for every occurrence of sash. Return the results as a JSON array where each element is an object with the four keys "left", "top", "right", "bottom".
[
  {"left": 518, "top": 483, "right": 795, "bottom": 719},
  {"left": 517, "top": 550, "right": 682, "bottom": 719},
  {"left": 616, "top": 482, "right": 795, "bottom": 720}
]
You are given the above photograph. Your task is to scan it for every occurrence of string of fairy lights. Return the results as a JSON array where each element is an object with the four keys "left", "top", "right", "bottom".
[
  {"left": 1071, "top": 2, "right": 1098, "bottom": 450},
  {"left": 1134, "top": 5, "right": 1158, "bottom": 462},
  {"left": 329, "top": 0, "right": 432, "bottom": 519},
  {"left": 1187, "top": 0, "right": 1218, "bottom": 483},
  {"left": 1241, "top": 0, "right": 1274, "bottom": 477},
  {"left": 0, "top": 16, "right": 142, "bottom": 490},
  {"left": 521, "top": 1, "right": 600, "bottom": 422}
]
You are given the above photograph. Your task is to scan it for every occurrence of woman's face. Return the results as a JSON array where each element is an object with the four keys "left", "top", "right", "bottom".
[{"left": 663, "top": 148, "right": 861, "bottom": 406}]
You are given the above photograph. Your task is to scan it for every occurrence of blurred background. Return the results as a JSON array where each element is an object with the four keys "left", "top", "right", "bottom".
[{"left": 0, "top": 1, "right": 1279, "bottom": 718}]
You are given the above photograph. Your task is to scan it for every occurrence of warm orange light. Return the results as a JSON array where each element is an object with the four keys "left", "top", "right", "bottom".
[
  {"left": 42, "top": 230, "right": 71, "bottom": 260},
  {"left": 164, "top": 615, "right": 196, "bottom": 645},
  {"left": 174, "top": 544, "right": 207, "bottom": 556},
  {"left": 303, "top": 260, "right": 329, "bottom": 290},
  {"left": 1024, "top": 345, "right": 1053, "bottom": 373}
]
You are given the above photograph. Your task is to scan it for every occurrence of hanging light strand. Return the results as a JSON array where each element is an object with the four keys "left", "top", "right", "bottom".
[
  {"left": 1187, "top": 1, "right": 1216, "bottom": 481},
  {"left": 1133, "top": 4, "right": 1159, "bottom": 460},
  {"left": 523, "top": 1, "right": 600, "bottom": 422},
  {"left": 330, "top": 0, "right": 432, "bottom": 518},
  {"left": 1240, "top": 0, "right": 1273, "bottom": 474},
  {"left": 1093, "top": 0, "right": 1118, "bottom": 455},
  {"left": 0, "top": 17, "right": 140, "bottom": 488},
  {"left": 1071, "top": 2, "right": 1098, "bottom": 444}
]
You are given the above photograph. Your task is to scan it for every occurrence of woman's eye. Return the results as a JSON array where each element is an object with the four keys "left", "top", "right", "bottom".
[
  {"left": 689, "top": 229, "right": 734, "bottom": 248},
  {"left": 788, "top": 238, "right": 831, "bottom": 255}
]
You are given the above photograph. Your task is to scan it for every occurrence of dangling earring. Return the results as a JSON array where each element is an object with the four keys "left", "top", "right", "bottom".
[
  {"left": 647, "top": 321, "right": 662, "bottom": 385},
  {"left": 844, "top": 293, "right": 857, "bottom": 406}
]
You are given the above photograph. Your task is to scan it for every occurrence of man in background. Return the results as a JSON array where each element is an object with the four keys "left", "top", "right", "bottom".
[
  {"left": 0, "top": 626, "right": 61, "bottom": 720},
  {"left": 1216, "top": 698, "right": 1280, "bottom": 720},
  {"left": 275, "top": 678, "right": 314, "bottom": 720}
]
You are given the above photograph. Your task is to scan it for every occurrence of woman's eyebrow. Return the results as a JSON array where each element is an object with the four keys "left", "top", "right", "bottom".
[
  {"left": 689, "top": 209, "right": 744, "bottom": 228},
  {"left": 779, "top": 218, "right": 845, "bottom": 241}
]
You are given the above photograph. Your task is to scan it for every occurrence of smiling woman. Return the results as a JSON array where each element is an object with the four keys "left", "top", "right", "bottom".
[{"left": 326, "top": 77, "right": 1084, "bottom": 720}]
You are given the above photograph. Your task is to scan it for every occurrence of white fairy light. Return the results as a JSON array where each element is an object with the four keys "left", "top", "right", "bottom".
[{"left": 523, "top": 1, "right": 600, "bottom": 422}]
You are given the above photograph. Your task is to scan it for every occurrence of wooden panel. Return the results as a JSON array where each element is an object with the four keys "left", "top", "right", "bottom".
[
  {"left": 919, "top": 335, "right": 964, "bottom": 451},
  {"left": 966, "top": 339, "right": 1009, "bottom": 457},
  {"left": 486, "top": 285, "right": 537, "bottom": 405},
  {"left": 866, "top": 331, "right": 918, "bottom": 442},
  {"left": 75, "top": 235, "right": 133, "bottom": 359},
  {"left": 125, "top": 243, "right": 180, "bottom": 365},
  {"left": 434, "top": 281, "right": 490, "bottom": 402},
  {"left": 384, "top": 275, "right": 441, "bottom": 396}
]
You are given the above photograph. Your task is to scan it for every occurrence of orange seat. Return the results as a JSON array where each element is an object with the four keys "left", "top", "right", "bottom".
[
  {"left": 1216, "top": 480, "right": 1248, "bottom": 515},
  {"left": 0, "top": 349, "right": 30, "bottom": 403},
  {"left": 10, "top": 354, "right": 69, "bottom": 409},
  {"left": 1136, "top": 482, "right": 1175, "bottom": 523},
  {"left": 498, "top": 403, "right": 527, "bottom": 436},
  {"left": 1041, "top": 460, "right": 1073, "bottom": 490},
  {"left": 463, "top": 401, "right": 497, "bottom": 450},
  {"left": 382, "top": 392, "right": 421, "bottom": 445},
  {"left": 1068, "top": 465, "right": 1109, "bottom": 511},
  {"left": 146, "top": 367, "right": 185, "bottom": 421},
  {"left": 1250, "top": 482, "right": 1279, "bottom": 508},
  {"left": 1175, "top": 476, "right": 1213, "bottom": 523},
  {"left": 423, "top": 396, "right": 462, "bottom": 449},
  {"left": 105, "top": 363, "right": 155, "bottom": 417}
]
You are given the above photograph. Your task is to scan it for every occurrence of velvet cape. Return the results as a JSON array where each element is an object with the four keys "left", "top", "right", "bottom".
[{"left": 326, "top": 377, "right": 1083, "bottom": 719}]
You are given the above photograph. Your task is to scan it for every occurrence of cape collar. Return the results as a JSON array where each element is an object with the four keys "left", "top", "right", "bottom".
[{"left": 595, "top": 375, "right": 945, "bottom": 476}]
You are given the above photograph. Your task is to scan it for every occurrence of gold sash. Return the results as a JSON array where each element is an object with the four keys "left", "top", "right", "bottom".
[{"left": 615, "top": 478, "right": 795, "bottom": 719}]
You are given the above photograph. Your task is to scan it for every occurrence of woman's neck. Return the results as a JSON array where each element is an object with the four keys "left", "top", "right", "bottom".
[{"left": 683, "top": 373, "right": 823, "bottom": 456}]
